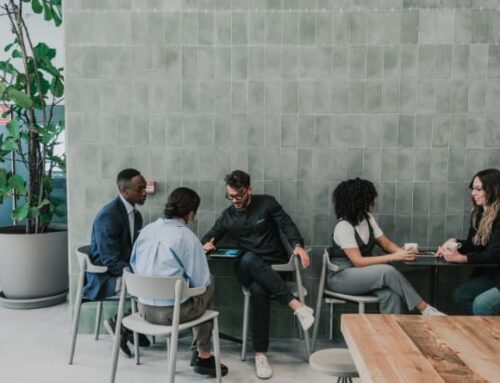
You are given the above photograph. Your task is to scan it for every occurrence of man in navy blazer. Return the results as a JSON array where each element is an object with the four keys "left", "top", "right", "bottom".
[{"left": 83, "top": 168, "right": 147, "bottom": 355}]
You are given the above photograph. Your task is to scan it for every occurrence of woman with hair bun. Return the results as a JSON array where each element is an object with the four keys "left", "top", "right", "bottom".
[
  {"left": 328, "top": 178, "right": 444, "bottom": 315},
  {"left": 437, "top": 168, "right": 500, "bottom": 315},
  {"left": 130, "top": 187, "right": 228, "bottom": 377}
]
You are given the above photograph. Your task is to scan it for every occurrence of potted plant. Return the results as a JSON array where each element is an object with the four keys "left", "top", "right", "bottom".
[{"left": 0, "top": 0, "right": 66, "bottom": 308}]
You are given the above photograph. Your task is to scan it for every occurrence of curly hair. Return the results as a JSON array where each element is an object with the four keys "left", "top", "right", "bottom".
[
  {"left": 470, "top": 168, "right": 500, "bottom": 246},
  {"left": 332, "top": 178, "right": 378, "bottom": 226}
]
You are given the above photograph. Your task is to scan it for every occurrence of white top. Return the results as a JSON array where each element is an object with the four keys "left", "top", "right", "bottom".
[
  {"left": 333, "top": 213, "right": 383, "bottom": 249},
  {"left": 119, "top": 193, "right": 135, "bottom": 243}
]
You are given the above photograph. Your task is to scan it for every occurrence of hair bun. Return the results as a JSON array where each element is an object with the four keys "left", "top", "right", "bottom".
[{"left": 165, "top": 202, "right": 178, "bottom": 216}]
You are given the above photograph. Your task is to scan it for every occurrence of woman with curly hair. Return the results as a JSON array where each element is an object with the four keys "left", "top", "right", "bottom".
[
  {"left": 328, "top": 178, "right": 444, "bottom": 315},
  {"left": 437, "top": 168, "right": 500, "bottom": 315}
]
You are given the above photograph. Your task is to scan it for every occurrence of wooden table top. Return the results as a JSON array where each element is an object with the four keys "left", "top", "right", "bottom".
[{"left": 341, "top": 314, "right": 500, "bottom": 383}]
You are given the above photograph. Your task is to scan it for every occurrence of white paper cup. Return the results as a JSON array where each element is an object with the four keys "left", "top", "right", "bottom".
[{"left": 404, "top": 243, "right": 419, "bottom": 251}]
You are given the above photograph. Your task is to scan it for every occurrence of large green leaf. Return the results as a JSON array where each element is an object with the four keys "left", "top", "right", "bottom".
[
  {"left": 12, "top": 203, "right": 29, "bottom": 221},
  {"left": 43, "top": 2, "right": 53, "bottom": 21},
  {"left": 0, "top": 82, "right": 34, "bottom": 108},
  {"left": 8, "top": 174, "right": 26, "bottom": 194},
  {"left": 31, "top": 0, "right": 43, "bottom": 14},
  {"left": 1, "top": 137, "right": 17, "bottom": 151},
  {"left": 6, "top": 119, "right": 20, "bottom": 139},
  {"left": 50, "top": 75, "right": 64, "bottom": 97}
]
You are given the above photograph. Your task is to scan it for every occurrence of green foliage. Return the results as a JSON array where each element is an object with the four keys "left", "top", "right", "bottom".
[{"left": 0, "top": 0, "right": 64, "bottom": 233}]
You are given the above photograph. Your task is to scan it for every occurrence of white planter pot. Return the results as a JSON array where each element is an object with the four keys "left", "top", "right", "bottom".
[{"left": 0, "top": 226, "right": 68, "bottom": 301}]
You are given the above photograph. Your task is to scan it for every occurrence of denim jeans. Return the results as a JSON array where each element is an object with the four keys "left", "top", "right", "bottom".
[
  {"left": 235, "top": 252, "right": 294, "bottom": 353},
  {"left": 453, "top": 274, "right": 500, "bottom": 315}
]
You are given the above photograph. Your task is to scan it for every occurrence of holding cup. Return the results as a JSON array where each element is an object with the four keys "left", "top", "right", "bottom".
[
  {"left": 444, "top": 240, "right": 461, "bottom": 251},
  {"left": 403, "top": 243, "right": 419, "bottom": 251}
]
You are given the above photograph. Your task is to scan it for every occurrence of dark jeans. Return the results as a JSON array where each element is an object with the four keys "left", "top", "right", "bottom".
[
  {"left": 236, "top": 252, "right": 294, "bottom": 353},
  {"left": 453, "top": 274, "right": 500, "bottom": 315}
]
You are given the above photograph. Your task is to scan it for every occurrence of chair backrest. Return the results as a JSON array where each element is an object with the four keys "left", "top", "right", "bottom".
[
  {"left": 76, "top": 245, "right": 107, "bottom": 273},
  {"left": 324, "top": 247, "right": 340, "bottom": 272},
  {"left": 122, "top": 270, "right": 206, "bottom": 302},
  {"left": 271, "top": 253, "right": 296, "bottom": 272}
]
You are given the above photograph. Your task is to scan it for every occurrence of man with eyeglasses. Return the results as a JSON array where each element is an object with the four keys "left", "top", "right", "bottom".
[{"left": 201, "top": 170, "right": 314, "bottom": 379}]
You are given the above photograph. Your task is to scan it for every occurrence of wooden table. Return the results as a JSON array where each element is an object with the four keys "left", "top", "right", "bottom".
[{"left": 341, "top": 314, "right": 500, "bottom": 383}]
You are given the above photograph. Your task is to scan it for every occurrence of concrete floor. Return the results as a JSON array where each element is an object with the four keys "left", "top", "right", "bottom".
[{"left": 0, "top": 302, "right": 359, "bottom": 383}]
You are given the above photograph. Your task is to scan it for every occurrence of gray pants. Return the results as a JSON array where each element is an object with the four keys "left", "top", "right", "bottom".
[
  {"left": 327, "top": 264, "right": 423, "bottom": 313},
  {"left": 138, "top": 283, "right": 214, "bottom": 353}
]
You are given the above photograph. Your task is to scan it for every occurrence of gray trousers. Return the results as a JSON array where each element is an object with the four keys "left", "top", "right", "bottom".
[
  {"left": 327, "top": 264, "right": 423, "bottom": 313},
  {"left": 138, "top": 283, "right": 214, "bottom": 353}
]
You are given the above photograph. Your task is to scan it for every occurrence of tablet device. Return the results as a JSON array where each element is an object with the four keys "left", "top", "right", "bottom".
[{"left": 210, "top": 248, "right": 241, "bottom": 258}]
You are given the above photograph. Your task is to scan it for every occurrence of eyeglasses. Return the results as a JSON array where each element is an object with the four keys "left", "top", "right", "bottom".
[{"left": 225, "top": 189, "right": 248, "bottom": 201}]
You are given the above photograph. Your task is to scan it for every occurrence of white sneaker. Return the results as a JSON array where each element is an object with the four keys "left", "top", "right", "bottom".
[
  {"left": 294, "top": 305, "right": 315, "bottom": 331},
  {"left": 422, "top": 305, "right": 446, "bottom": 316},
  {"left": 255, "top": 354, "right": 273, "bottom": 379}
]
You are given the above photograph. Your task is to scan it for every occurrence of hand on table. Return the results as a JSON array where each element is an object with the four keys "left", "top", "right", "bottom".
[
  {"left": 392, "top": 248, "right": 417, "bottom": 262},
  {"left": 437, "top": 246, "right": 468, "bottom": 263},
  {"left": 203, "top": 237, "right": 216, "bottom": 254}
]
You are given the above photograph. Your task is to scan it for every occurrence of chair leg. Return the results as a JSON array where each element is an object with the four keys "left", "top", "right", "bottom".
[
  {"left": 329, "top": 303, "right": 334, "bottom": 341},
  {"left": 94, "top": 301, "right": 103, "bottom": 340},
  {"left": 301, "top": 317, "right": 311, "bottom": 360},
  {"left": 131, "top": 298, "right": 140, "bottom": 365},
  {"left": 241, "top": 294, "right": 250, "bottom": 361},
  {"left": 213, "top": 317, "right": 222, "bottom": 383},
  {"left": 68, "top": 298, "right": 83, "bottom": 364},
  {"left": 69, "top": 271, "right": 85, "bottom": 365},
  {"left": 359, "top": 302, "right": 365, "bottom": 314},
  {"left": 167, "top": 330, "right": 178, "bottom": 383},
  {"left": 109, "top": 288, "right": 127, "bottom": 383},
  {"left": 166, "top": 336, "right": 171, "bottom": 364}
]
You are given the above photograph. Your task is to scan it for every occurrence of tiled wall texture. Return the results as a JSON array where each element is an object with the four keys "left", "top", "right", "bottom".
[{"left": 64, "top": 0, "right": 500, "bottom": 338}]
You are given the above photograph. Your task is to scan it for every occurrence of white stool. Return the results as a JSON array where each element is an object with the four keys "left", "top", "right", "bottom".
[{"left": 309, "top": 348, "right": 359, "bottom": 383}]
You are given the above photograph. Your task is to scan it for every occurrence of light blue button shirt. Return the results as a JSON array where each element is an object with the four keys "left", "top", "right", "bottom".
[{"left": 130, "top": 218, "right": 210, "bottom": 307}]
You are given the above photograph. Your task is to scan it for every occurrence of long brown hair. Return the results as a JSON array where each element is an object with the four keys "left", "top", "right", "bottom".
[{"left": 470, "top": 169, "right": 500, "bottom": 246}]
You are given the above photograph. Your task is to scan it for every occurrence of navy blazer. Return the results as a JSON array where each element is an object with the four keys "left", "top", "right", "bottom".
[{"left": 83, "top": 197, "right": 142, "bottom": 300}]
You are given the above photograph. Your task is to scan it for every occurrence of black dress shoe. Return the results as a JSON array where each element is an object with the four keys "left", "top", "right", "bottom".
[
  {"left": 120, "top": 335, "right": 133, "bottom": 357},
  {"left": 123, "top": 331, "right": 150, "bottom": 347},
  {"left": 104, "top": 317, "right": 132, "bottom": 358},
  {"left": 193, "top": 356, "right": 229, "bottom": 377}
]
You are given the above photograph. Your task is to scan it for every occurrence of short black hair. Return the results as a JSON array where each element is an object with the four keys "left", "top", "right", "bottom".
[
  {"left": 332, "top": 178, "right": 378, "bottom": 226},
  {"left": 164, "top": 187, "right": 201, "bottom": 219},
  {"left": 116, "top": 168, "right": 141, "bottom": 192},
  {"left": 224, "top": 170, "right": 250, "bottom": 189}
]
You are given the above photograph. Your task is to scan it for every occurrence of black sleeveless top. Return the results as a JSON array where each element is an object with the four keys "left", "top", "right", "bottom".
[{"left": 329, "top": 217, "right": 377, "bottom": 271}]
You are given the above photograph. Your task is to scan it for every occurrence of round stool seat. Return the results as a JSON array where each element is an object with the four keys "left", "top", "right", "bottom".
[{"left": 309, "top": 348, "right": 359, "bottom": 378}]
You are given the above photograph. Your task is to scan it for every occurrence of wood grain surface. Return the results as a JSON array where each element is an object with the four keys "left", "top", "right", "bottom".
[{"left": 341, "top": 314, "right": 500, "bottom": 383}]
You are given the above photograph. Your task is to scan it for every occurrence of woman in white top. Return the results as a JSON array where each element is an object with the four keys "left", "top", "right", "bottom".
[{"left": 327, "top": 178, "right": 444, "bottom": 315}]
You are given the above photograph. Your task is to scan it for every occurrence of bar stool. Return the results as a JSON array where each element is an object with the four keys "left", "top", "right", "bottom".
[{"left": 309, "top": 348, "right": 359, "bottom": 383}]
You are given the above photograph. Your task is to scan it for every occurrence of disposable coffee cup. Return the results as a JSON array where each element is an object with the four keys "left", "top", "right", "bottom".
[{"left": 404, "top": 243, "right": 418, "bottom": 251}]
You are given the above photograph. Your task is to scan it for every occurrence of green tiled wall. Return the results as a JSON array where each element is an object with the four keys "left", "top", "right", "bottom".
[{"left": 64, "top": 0, "right": 500, "bottom": 338}]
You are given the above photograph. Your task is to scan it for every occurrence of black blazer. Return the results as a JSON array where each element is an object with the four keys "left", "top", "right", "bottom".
[{"left": 83, "top": 197, "right": 142, "bottom": 300}]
